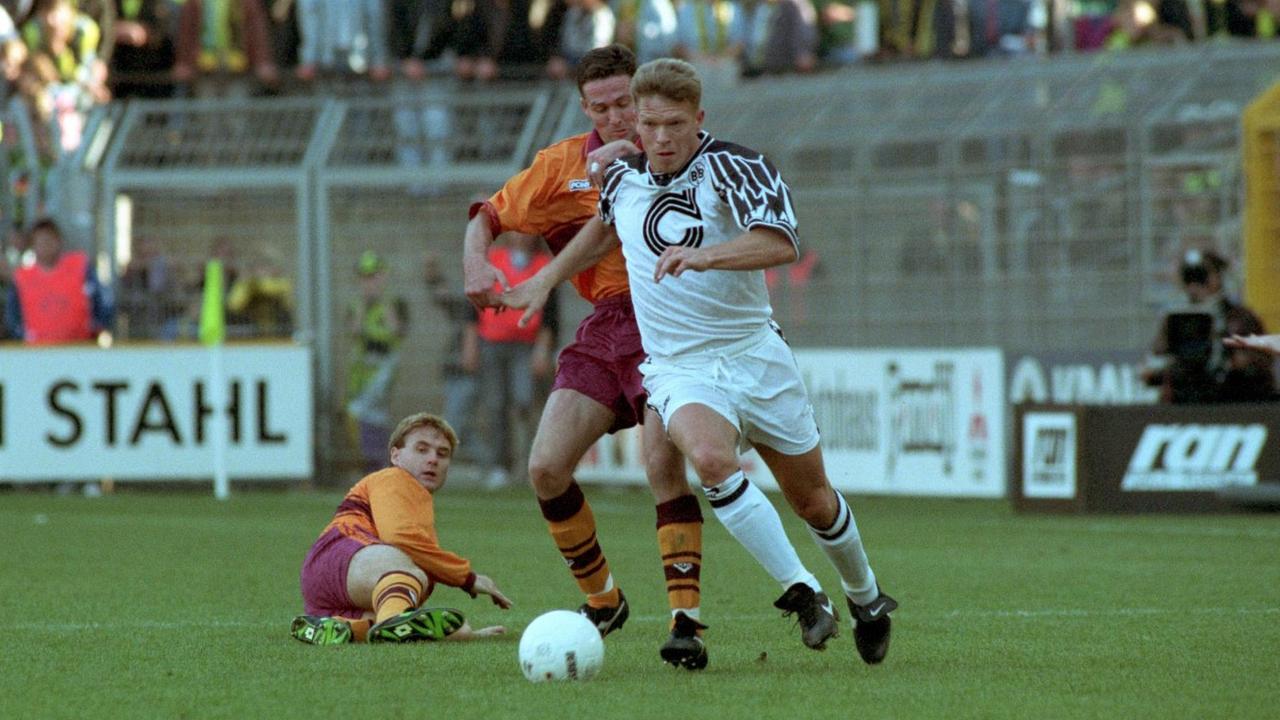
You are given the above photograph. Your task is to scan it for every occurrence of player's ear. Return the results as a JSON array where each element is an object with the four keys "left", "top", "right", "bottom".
[{"left": 695, "top": 109, "right": 705, "bottom": 127}]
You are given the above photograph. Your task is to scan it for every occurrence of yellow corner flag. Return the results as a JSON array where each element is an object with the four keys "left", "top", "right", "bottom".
[{"left": 199, "top": 260, "right": 226, "bottom": 346}]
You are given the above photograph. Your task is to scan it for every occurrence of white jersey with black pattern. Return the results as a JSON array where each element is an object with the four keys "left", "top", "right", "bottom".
[{"left": 599, "top": 131, "right": 800, "bottom": 359}]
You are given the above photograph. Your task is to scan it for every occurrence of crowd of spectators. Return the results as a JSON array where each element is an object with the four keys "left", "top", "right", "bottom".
[
  {"left": 0, "top": 0, "right": 1269, "bottom": 164},
  {"left": 0, "top": 0, "right": 1271, "bottom": 115}
]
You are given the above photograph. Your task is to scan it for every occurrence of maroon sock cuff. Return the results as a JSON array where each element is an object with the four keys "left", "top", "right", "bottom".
[
  {"left": 655, "top": 493, "right": 703, "bottom": 528},
  {"left": 538, "top": 481, "right": 586, "bottom": 522}
]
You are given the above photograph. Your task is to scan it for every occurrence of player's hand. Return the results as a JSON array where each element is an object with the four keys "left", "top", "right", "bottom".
[
  {"left": 473, "top": 573, "right": 513, "bottom": 609},
  {"left": 467, "top": 624, "right": 507, "bottom": 638},
  {"left": 1225, "top": 334, "right": 1280, "bottom": 356},
  {"left": 445, "top": 620, "right": 507, "bottom": 641},
  {"left": 463, "top": 255, "right": 509, "bottom": 310},
  {"left": 587, "top": 139, "right": 641, "bottom": 187},
  {"left": 654, "top": 246, "right": 709, "bottom": 282},
  {"left": 500, "top": 277, "right": 551, "bottom": 328}
]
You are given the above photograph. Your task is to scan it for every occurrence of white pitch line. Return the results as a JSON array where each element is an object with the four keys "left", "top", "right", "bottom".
[{"left": 6, "top": 606, "right": 1278, "bottom": 633}]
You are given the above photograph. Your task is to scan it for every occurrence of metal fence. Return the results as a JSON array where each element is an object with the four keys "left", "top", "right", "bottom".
[
  {"left": 689, "top": 44, "right": 1280, "bottom": 351},
  {"left": 90, "top": 42, "right": 1280, "bottom": 481}
]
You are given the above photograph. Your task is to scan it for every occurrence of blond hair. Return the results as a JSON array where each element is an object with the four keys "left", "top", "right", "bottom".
[
  {"left": 388, "top": 412, "right": 459, "bottom": 454},
  {"left": 630, "top": 58, "right": 702, "bottom": 109}
]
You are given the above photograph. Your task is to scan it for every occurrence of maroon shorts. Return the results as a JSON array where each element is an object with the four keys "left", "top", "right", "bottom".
[
  {"left": 299, "top": 527, "right": 365, "bottom": 617},
  {"left": 552, "top": 294, "right": 647, "bottom": 433}
]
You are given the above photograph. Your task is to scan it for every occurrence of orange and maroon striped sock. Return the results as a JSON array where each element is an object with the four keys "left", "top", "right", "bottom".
[
  {"left": 372, "top": 571, "right": 423, "bottom": 624},
  {"left": 539, "top": 481, "right": 616, "bottom": 604},
  {"left": 657, "top": 494, "right": 703, "bottom": 622}
]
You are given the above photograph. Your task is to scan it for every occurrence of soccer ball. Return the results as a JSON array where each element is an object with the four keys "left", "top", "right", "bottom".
[{"left": 518, "top": 610, "right": 605, "bottom": 682}]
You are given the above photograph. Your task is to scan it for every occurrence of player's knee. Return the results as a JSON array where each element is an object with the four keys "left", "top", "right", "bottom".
[
  {"left": 348, "top": 544, "right": 427, "bottom": 597},
  {"left": 685, "top": 444, "right": 739, "bottom": 486},
  {"left": 527, "top": 449, "right": 572, "bottom": 495}
]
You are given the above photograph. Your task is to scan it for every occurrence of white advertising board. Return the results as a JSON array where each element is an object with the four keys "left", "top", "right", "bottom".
[
  {"left": 0, "top": 345, "right": 313, "bottom": 481},
  {"left": 578, "top": 348, "right": 1006, "bottom": 498},
  {"left": 1021, "top": 411, "right": 1078, "bottom": 499}
]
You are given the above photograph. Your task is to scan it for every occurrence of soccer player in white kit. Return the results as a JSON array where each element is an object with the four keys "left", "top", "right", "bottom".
[{"left": 506, "top": 57, "right": 898, "bottom": 663}]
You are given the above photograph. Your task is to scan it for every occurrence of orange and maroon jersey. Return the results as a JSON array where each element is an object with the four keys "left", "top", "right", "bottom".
[
  {"left": 320, "top": 467, "right": 475, "bottom": 591},
  {"left": 470, "top": 131, "right": 630, "bottom": 305}
]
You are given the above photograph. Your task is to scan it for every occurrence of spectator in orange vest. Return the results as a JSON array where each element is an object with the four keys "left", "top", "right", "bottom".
[
  {"left": 473, "top": 232, "right": 558, "bottom": 489},
  {"left": 6, "top": 218, "right": 113, "bottom": 344}
]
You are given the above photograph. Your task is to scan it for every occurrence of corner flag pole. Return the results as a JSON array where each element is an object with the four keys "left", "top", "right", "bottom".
[{"left": 199, "top": 260, "right": 230, "bottom": 500}]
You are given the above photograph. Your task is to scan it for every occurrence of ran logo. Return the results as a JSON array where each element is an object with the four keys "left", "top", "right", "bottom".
[{"left": 1121, "top": 423, "right": 1266, "bottom": 491}]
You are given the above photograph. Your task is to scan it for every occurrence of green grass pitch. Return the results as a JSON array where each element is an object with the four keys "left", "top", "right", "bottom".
[{"left": 2, "top": 485, "right": 1277, "bottom": 719}]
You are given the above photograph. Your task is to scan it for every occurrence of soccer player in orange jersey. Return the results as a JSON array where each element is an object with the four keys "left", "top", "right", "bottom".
[
  {"left": 462, "top": 45, "right": 708, "bottom": 670},
  {"left": 291, "top": 412, "right": 511, "bottom": 645}
]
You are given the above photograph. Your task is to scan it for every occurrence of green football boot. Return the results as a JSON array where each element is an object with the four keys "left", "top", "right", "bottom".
[
  {"left": 368, "top": 607, "right": 466, "bottom": 643},
  {"left": 290, "top": 615, "right": 353, "bottom": 646}
]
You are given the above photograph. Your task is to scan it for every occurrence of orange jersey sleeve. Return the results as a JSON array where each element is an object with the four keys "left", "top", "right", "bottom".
[
  {"left": 324, "top": 468, "right": 475, "bottom": 590},
  {"left": 479, "top": 133, "right": 630, "bottom": 304}
]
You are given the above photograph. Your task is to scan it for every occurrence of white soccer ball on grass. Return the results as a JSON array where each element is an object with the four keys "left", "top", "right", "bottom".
[{"left": 518, "top": 610, "right": 604, "bottom": 682}]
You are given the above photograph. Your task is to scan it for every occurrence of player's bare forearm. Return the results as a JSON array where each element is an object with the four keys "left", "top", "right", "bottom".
[
  {"left": 1225, "top": 334, "right": 1280, "bottom": 356},
  {"left": 463, "top": 212, "right": 495, "bottom": 261},
  {"left": 655, "top": 227, "right": 796, "bottom": 280},
  {"left": 504, "top": 220, "right": 616, "bottom": 323},
  {"left": 548, "top": 217, "right": 619, "bottom": 285},
  {"left": 445, "top": 620, "right": 508, "bottom": 640},
  {"left": 463, "top": 214, "right": 501, "bottom": 307}
]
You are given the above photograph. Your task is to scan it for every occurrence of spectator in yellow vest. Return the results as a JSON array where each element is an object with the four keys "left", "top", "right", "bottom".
[{"left": 346, "top": 250, "right": 409, "bottom": 474}]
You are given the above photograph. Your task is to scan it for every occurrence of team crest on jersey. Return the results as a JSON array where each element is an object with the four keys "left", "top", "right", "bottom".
[
  {"left": 568, "top": 178, "right": 592, "bottom": 191},
  {"left": 643, "top": 187, "right": 704, "bottom": 255},
  {"left": 688, "top": 161, "right": 705, "bottom": 185}
]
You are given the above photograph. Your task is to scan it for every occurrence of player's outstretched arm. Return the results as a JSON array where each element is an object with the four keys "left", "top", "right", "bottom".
[
  {"left": 1225, "top": 334, "right": 1280, "bottom": 356},
  {"left": 463, "top": 213, "right": 508, "bottom": 310},
  {"left": 502, "top": 218, "right": 619, "bottom": 327},
  {"left": 444, "top": 619, "right": 508, "bottom": 640},
  {"left": 471, "top": 573, "right": 513, "bottom": 609},
  {"left": 654, "top": 226, "right": 797, "bottom": 281}
]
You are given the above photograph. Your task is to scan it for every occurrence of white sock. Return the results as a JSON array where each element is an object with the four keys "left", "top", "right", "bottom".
[
  {"left": 807, "top": 491, "right": 878, "bottom": 606},
  {"left": 703, "top": 471, "right": 818, "bottom": 592}
]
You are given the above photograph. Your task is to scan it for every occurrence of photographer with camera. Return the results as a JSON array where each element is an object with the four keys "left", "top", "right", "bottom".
[{"left": 1142, "top": 249, "right": 1276, "bottom": 404}]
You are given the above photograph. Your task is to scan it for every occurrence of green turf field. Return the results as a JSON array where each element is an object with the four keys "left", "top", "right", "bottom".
[{"left": 2, "top": 485, "right": 1277, "bottom": 719}]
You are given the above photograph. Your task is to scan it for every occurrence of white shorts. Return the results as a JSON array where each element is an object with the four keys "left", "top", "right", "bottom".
[{"left": 640, "top": 324, "right": 820, "bottom": 456}]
